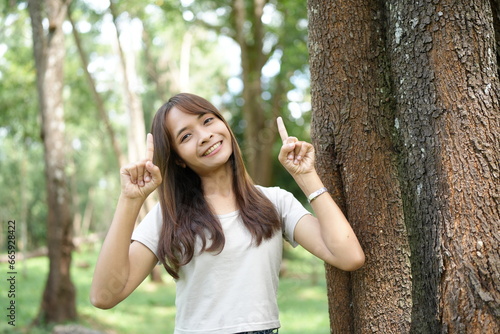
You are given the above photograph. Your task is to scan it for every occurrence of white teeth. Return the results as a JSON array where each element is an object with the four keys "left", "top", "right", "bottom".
[{"left": 203, "top": 142, "right": 221, "bottom": 156}]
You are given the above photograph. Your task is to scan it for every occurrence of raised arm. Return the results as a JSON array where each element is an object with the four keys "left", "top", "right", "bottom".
[
  {"left": 90, "top": 133, "right": 163, "bottom": 309},
  {"left": 277, "top": 117, "right": 365, "bottom": 271}
]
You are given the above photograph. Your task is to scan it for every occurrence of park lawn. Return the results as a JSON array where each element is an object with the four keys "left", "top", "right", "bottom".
[{"left": 0, "top": 243, "right": 329, "bottom": 334}]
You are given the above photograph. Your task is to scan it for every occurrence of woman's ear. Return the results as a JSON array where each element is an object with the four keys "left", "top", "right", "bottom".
[{"left": 176, "top": 159, "right": 186, "bottom": 168}]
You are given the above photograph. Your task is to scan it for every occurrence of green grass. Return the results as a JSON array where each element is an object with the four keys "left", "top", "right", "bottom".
[{"left": 0, "top": 244, "right": 329, "bottom": 333}]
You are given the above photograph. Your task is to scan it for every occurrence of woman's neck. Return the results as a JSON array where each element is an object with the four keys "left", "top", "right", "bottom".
[{"left": 200, "top": 164, "right": 237, "bottom": 215}]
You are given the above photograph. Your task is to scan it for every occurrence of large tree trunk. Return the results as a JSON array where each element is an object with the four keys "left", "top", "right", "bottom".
[
  {"left": 386, "top": 0, "right": 500, "bottom": 332},
  {"left": 309, "top": 0, "right": 500, "bottom": 332},
  {"left": 308, "top": 0, "right": 412, "bottom": 332},
  {"left": 28, "top": 0, "right": 77, "bottom": 323}
]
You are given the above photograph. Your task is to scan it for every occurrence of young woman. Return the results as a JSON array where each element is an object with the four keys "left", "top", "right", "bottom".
[{"left": 90, "top": 93, "right": 364, "bottom": 334}]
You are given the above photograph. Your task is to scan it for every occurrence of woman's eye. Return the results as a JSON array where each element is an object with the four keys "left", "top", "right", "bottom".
[
  {"left": 180, "top": 133, "right": 191, "bottom": 142},
  {"left": 204, "top": 117, "right": 214, "bottom": 124}
]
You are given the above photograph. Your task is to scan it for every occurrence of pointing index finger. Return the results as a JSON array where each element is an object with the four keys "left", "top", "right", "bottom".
[
  {"left": 146, "top": 133, "right": 154, "bottom": 161},
  {"left": 277, "top": 117, "right": 289, "bottom": 143}
]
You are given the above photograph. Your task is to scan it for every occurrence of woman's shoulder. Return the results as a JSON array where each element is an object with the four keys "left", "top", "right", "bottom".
[
  {"left": 139, "top": 201, "right": 162, "bottom": 225},
  {"left": 254, "top": 184, "right": 281, "bottom": 196},
  {"left": 254, "top": 185, "right": 296, "bottom": 204}
]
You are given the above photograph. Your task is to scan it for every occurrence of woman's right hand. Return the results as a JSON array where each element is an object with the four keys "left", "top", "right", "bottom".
[{"left": 120, "top": 133, "right": 162, "bottom": 200}]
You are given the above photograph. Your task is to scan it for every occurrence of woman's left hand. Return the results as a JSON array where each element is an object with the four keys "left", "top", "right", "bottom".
[{"left": 277, "top": 117, "right": 316, "bottom": 176}]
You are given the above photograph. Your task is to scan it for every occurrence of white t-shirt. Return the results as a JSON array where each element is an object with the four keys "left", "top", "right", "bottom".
[{"left": 131, "top": 186, "right": 310, "bottom": 334}]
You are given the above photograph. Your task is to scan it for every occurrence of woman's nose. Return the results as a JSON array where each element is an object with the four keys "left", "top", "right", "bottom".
[{"left": 199, "top": 131, "right": 213, "bottom": 145}]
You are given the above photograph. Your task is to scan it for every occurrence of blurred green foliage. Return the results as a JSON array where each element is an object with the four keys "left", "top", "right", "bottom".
[
  {"left": 0, "top": 0, "right": 310, "bottom": 252},
  {"left": 0, "top": 0, "right": 319, "bottom": 330}
]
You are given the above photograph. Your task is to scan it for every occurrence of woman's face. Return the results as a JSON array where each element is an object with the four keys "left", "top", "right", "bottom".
[{"left": 166, "top": 106, "right": 233, "bottom": 176}]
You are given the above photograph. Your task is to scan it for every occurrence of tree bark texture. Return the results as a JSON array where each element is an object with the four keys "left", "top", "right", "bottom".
[
  {"left": 491, "top": 0, "right": 500, "bottom": 78},
  {"left": 28, "top": 0, "right": 77, "bottom": 323},
  {"left": 309, "top": 0, "right": 412, "bottom": 332},
  {"left": 308, "top": 0, "right": 500, "bottom": 332},
  {"left": 386, "top": 0, "right": 500, "bottom": 332}
]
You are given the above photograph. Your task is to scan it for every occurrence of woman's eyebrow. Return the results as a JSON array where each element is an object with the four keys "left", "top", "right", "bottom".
[{"left": 175, "top": 113, "right": 206, "bottom": 139}]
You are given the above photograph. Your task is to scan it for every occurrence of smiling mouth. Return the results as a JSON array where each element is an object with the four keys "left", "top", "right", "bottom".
[{"left": 203, "top": 141, "right": 222, "bottom": 156}]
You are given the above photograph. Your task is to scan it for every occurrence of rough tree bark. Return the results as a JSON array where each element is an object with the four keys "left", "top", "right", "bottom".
[
  {"left": 28, "top": 0, "right": 77, "bottom": 323},
  {"left": 386, "top": 0, "right": 500, "bottom": 332},
  {"left": 491, "top": 0, "right": 500, "bottom": 77},
  {"left": 308, "top": 0, "right": 412, "bottom": 332},
  {"left": 308, "top": 0, "right": 500, "bottom": 332}
]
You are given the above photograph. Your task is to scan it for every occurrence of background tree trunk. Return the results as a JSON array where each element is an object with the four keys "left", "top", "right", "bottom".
[
  {"left": 28, "top": 0, "right": 77, "bottom": 323},
  {"left": 309, "top": 0, "right": 500, "bottom": 332},
  {"left": 68, "top": 6, "right": 126, "bottom": 167},
  {"left": 108, "top": 1, "right": 156, "bottom": 217},
  {"left": 108, "top": 2, "right": 162, "bottom": 282},
  {"left": 109, "top": 1, "right": 146, "bottom": 165},
  {"left": 183, "top": 0, "right": 306, "bottom": 187},
  {"left": 233, "top": 0, "right": 276, "bottom": 186},
  {"left": 142, "top": 27, "right": 169, "bottom": 102},
  {"left": 179, "top": 31, "right": 192, "bottom": 92}
]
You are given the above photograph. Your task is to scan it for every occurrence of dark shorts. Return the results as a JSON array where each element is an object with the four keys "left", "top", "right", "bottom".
[{"left": 236, "top": 329, "right": 279, "bottom": 334}]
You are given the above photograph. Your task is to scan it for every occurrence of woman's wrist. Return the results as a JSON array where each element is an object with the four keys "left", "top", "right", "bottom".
[
  {"left": 293, "top": 170, "right": 325, "bottom": 198},
  {"left": 118, "top": 193, "right": 146, "bottom": 208}
]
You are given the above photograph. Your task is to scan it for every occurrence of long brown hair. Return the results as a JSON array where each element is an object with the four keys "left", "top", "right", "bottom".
[{"left": 151, "top": 93, "right": 281, "bottom": 279}]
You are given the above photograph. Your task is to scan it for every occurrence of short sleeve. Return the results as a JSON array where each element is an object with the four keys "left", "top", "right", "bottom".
[
  {"left": 256, "top": 186, "right": 311, "bottom": 247},
  {"left": 131, "top": 202, "right": 162, "bottom": 259}
]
